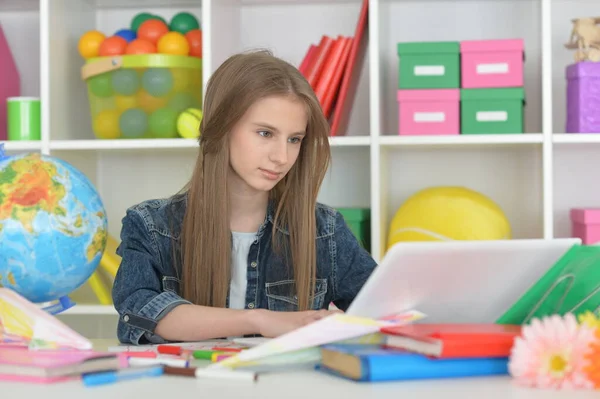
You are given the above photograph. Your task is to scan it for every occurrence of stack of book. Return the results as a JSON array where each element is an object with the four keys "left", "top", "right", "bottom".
[
  {"left": 297, "top": 0, "right": 368, "bottom": 137},
  {"left": 319, "top": 323, "right": 522, "bottom": 382}
]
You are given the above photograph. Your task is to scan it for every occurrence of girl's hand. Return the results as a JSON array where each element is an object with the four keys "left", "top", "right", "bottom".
[{"left": 252, "top": 308, "right": 342, "bottom": 338}]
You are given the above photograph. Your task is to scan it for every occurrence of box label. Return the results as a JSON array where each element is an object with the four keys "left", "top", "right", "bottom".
[
  {"left": 476, "top": 111, "right": 508, "bottom": 122},
  {"left": 414, "top": 65, "right": 445, "bottom": 76},
  {"left": 476, "top": 63, "right": 509, "bottom": 74},
  {"left": 414, "top": 112, "right": 445, "bottom": 122}
]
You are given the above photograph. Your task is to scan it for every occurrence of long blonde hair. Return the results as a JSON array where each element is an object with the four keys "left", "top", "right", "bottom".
[{"left": 180, "top": 50, "right": 331, "bottom": 311}]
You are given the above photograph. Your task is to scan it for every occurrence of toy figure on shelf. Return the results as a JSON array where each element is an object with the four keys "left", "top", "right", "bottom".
[{"left": 565, "top": 17, "right": 600, "bottom": 62}]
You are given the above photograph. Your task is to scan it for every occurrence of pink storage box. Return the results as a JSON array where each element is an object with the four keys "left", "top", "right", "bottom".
[
  {"left": 460, "top": 39, "right": 524, "bottom": 88},
  {"left": 396, "top": 89, "right": 459, "bottom": 135},
  {"left": 570, "top": 208, "right": 600, "bottom": 245}
]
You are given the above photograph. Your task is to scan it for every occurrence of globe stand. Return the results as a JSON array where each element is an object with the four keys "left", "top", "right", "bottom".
[{"left": 39, "top": 296, "right": 76, "bottom": 315}]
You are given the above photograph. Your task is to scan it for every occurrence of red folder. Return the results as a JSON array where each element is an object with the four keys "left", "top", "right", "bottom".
[{"left": 380, "top": 323, "right": 522, "bottom": 359}]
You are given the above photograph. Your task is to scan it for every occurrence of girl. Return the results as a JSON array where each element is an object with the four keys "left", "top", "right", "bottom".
[{"left": 112, "top": 50, "right": 377, "bottom": 345}]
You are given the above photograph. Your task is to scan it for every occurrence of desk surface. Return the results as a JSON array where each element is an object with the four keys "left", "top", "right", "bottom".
[
  {"left": 2, "top": 373, "right": 598, "bottom": 399},
  {"left": 1, "top": 340, "right": 597, "bottom": 398}
]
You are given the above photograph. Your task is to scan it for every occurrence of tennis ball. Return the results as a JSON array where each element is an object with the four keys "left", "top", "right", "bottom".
[{"left": 177, "top": 108, "right": 202, "bottom": 139}]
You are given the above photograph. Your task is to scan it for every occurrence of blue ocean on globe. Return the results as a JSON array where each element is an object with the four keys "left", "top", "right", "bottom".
[{"left": 0, "top": 151, "right": 107, "bottom": 304}]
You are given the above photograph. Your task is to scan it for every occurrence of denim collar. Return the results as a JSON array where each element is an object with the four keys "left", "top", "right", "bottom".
[{"left": 173, "top": 193, "right": 290, "bottom": 237}]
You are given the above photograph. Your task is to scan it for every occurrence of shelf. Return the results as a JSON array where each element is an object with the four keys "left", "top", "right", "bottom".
[
  {"left": 553, "top": 133, "right": 600, "bottom": 144},
  {"left": 91, "top": 0, "right": 202, "bottom": 8},
  {"left": 62, "top": 305, "right": 118, "bottom": 316},
  {"left": 0, "top": 140, "right": 43, "bottom": 151},
  {"left": 50, "top": 139, "right": 199, "bottom": 151},
  {"left": 379, "top": 134, "right": 543, "bottom": 148},
  {"left": 48, "top": 136, "right": 370, "bottom": 151},
  {"left": 0, "top": 0, "right": 38, "bottom": 11}
]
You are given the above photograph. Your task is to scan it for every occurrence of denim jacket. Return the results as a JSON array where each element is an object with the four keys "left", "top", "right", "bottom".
[{"left": 112, "top": 194, "right": 377, "bottom": 345}]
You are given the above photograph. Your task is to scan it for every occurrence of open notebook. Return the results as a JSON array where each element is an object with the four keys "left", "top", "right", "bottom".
[{"left": 0, "top": 288, "right": 93, "bottom": 350}]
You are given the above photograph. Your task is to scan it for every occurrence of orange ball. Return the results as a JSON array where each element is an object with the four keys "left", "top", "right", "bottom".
[
  {"left": 98, "top": 36, "right": 128, "bottom": 56},
  {"left": 185, "top": 29, "right": 202, "bottom": 58},
  {"left": 157, "top": 31, "right": 190, "bottom": 56},
  {"left": 126, "top": 38, "right": 157, "bottom": 55},
  {"left": 137, "top": 19, "right": 169, "bottom": 45}
]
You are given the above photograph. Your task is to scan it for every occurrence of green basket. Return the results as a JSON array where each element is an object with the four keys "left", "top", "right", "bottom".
[
  {"left": 81, "top": 54, "right": 203, "bottom": 140},
  {"left": 337, "top": 207, "right": 371, "bottom": 253}
]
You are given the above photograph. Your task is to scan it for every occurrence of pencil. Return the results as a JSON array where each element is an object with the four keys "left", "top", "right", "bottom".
[
  {"left": 163, "top": 366, "right": 258, "bottom": 382},
  {"left": 163, "top": 366, "right": 196, "bottom": 377}
]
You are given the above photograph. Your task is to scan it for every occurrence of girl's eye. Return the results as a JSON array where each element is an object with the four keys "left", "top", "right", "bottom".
[
  {"left": 258, "top": 130, "right": 271, "bottom": 137},
  {"left": 289, "top": 137, "right": 302, "bottom": 144}
]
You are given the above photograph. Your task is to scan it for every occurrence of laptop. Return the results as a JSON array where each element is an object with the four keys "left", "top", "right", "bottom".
[{"left": 346, "top": 238, "right": 581, "bottom": 323}]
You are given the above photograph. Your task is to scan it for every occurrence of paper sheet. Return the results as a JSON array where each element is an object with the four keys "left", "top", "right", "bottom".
[{"left": 211, "top": 310, "right": 425, "bottom": 369}]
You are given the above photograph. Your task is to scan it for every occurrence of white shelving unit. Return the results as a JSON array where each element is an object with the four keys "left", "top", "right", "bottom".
[{"left": 1, "top": 0, "right": 600, "bottom": 327}]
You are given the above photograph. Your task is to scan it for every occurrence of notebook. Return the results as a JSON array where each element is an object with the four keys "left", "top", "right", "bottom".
[
  {"left": 319, "top": 344, "right": 509, "bottom": 382},
  {"left": 0, "top": 347, "right": 120, "bottom": 382},
  {"left": 380, "top": 323, "right": 522, "bottom": 358}
]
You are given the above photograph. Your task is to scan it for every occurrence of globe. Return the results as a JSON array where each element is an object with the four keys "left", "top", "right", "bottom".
[{"left": 0, "top": 151, "right": 107, "bottom": 304}]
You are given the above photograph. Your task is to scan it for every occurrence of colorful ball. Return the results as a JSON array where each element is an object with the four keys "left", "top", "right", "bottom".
[
  {"left": 386, "top": 186, "right": 511, "bottom": 251},
  {"left": 171, "top": 68, "right": 192, "bottom": 91},
  {"left": 142, "top": 68, "right": 173, "bottom": 97},
  {"left": 169, "top": 12, "right": 200, "bottom": 34},
  {"left": 185, "top": 29, "right": 202, "bottom": 58},
  {"left": 119, "top": 108, "right": 148, "bottom": 138},
  {"left": 114, "top": 94, "right": 137, "bottom": 111},
  {"left": 131, "top": 12, "right": 154, "bottom": 32},
  {"left": 78, "top": 30, "right": 106, "bottom": 59},
  {"left": 125, "top": 38, "right": 156, "bottom": 54},
  {"left": 111, "top": 69, "right": 140, "bottom": 96},
  {"left": 149, "top": 107, "right": 179, "bottom": 138},
  {"left": 157, "top": 31, "right": 190, "bottom": 56},
  {"left": 115, "top": 29, "right": 136, "bottom": 43},
  {"left": 88, "top": 73, "right": 113, "bottom": 98},
  {"left": 137, "top": 90, "right": 168, "bottom": 113},
  {"left": 177, "top": 108, "right": 202, "bottom": 139},
  {"left": 137, "top": 19, "right": 169, "bottom": 45},
  {"left": 93, "top": 109, "right": 121, "bottom": 139},
  {"left": 98, "top": 36, "right": 128, "bottom": 56},
  {"left": 168, "top": 91, "right": 197, "bottom": 113}
]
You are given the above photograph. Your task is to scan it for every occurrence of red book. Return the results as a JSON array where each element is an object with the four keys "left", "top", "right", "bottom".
[
  {"left": 329, "top": 0, "right": 368, "bottom": 136},
  {"left": 321, "top": 37, "right": 352, "bottom": 119},
  {"left": 299, "top": 44, "right": 318, "bottom": 76},
  {"left": 304, "top": 35, "right": 334, "bottom": 89},
  {"left": 380, "top": 323, "right": 522, "bottom": 359},
  {"left": 314, "top": 35, "right": 346, "bottom": 105}
]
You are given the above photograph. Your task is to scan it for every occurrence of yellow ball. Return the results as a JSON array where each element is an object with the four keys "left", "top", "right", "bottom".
[
  {"left": 78, "top": 30, "right": 106, "bottom": 59},
  {"left": 114, "top": 94, "right": 137, "bottom": 111},
  {"left": 387, "top": 186, "right": 511, "bottom": 251},
  {"left": 92, "top": 109, "right": 121, "bottom": 139},
  {"left": 157, "top": 32, "right": 190, "bottom": 56},
  {"left": 177, "top": 108, "right": 202, "bottom": 139}
]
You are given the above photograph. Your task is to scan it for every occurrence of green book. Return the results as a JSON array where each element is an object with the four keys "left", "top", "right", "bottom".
[{"left": 497, "top": 244, "right": 600, "bottom": 325}]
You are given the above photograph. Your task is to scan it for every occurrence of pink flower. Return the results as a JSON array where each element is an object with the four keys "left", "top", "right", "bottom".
[{"left": 508, "top": 313, "right": 596, "bottom": 390}]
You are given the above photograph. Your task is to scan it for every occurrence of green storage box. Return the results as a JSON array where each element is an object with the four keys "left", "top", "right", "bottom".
[
  {"left": 460, "top": 87, "right": 525, "bottom": 134},
  {"left": 337, "top": 208, "right": 371, "bottom": 253},
  {"left": 397, "top": 41, "right": 460, "bottom": 89}
]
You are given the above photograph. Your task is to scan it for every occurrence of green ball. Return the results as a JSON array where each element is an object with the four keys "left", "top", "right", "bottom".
[
  {"left": 151, "top": 15, "right": 167, "bottom": 25},
  {"left": 111, "top": 69, "right": 140, "bottom": 96},
  {"left": 119, "top": 108, "right": 148, "bottom": 138},
  {"left": 169, "top": 12, "right": 200, "bottom": 34},
  {"left": 131, "top": 12, "right": 153, "bottom": 32},
  {"left": 142, "top": 68, "right": 173, "bottom": 97},
  {"left": 88, "top": 73, "right": 113, "bottom": 98},
  {"left": 168, "top": 92, "right": 197, "bottom": 113},
  {"left": 149, "top": 107, "right": 179, "bottom": 138}
]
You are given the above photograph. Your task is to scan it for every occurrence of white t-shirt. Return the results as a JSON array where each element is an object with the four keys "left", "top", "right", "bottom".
[{"left": 229, "top": 231, "right": 256, "bottom": 309}]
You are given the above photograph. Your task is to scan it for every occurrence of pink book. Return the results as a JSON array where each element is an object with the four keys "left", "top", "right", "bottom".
[
  {"left": 0, "top": 23, "right": 21, "bottom": 141},
  {"left": 0, "top": 347, "right": 121, "bottom": 383}
]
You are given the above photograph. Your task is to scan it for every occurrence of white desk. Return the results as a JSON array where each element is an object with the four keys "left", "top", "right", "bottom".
[
  {"left": 1, "top": 340, "right": 597, "bottom": 398},
  {"left": 1, "top": 372, "right": 598, "bottom": 399}
]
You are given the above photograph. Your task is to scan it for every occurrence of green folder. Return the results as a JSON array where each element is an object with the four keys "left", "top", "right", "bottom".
[{"left": 497, "top": 244, "right": 600, "bottom": 325}]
